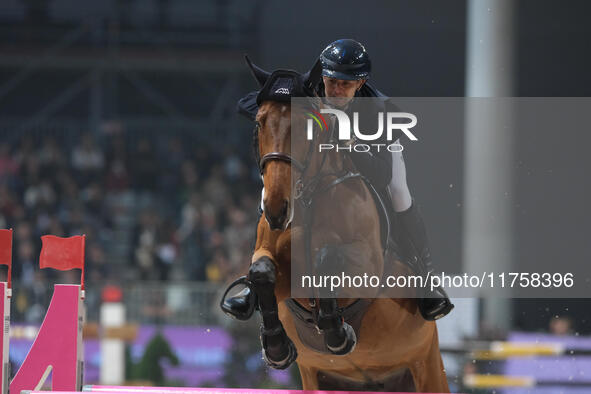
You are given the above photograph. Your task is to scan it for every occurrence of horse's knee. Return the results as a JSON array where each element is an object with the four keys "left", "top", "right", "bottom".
[{"left": 249, "top": 256, "right": 276, "bottom": 285}]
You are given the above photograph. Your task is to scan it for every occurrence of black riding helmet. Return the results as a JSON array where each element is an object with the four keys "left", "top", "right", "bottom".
[{"left": 319, "top": 39, "right": 371, "bottom": 81}]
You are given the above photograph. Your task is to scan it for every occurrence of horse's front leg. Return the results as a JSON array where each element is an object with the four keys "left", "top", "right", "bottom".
[
  {"left": 315, "top": 245, "right": 357, "bottom": 355},
  {"left": 249, "top": 255, "right": 297, "bottom": 369}
]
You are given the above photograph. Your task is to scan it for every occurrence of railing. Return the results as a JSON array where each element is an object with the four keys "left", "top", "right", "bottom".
[
  {"left": 10, "top": 280, "right": 230, "bottom": 326},
  {"left": 124, "top": 281, "right": 226, "bottom": 326},
  {"left": 0, "top": 0, "right": 261, "bottom": 49},
  {"left": 0, "top": 118, "right": 247, "bottom": 146}
]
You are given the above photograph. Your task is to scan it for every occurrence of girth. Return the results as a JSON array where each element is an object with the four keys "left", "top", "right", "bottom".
[{"left": 284, "top": 298, "right": 372, "bottom": 354}]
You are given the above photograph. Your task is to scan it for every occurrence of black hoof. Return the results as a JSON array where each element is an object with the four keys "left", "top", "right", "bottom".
[
  {"left": 260, "top": 326, "right": 298, "bottom": 369},
  {"left": 220, "top": 276, "right": 257, "bottom": 321},
  {"left": 419, "top": 298, "right": 455, "bottom": 321},
  {"left": 326, "top": 322, "right": 357, "bottom": 355},
  {"left": 262, "top": 337, "right": 297, "bottom": 370}
]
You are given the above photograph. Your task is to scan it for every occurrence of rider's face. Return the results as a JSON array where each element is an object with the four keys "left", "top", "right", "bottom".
[{"left": 323, "top": 76, "right": 365, "bottom": 107}]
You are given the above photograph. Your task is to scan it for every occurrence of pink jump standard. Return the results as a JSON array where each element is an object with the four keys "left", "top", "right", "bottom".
[
  {"left": 10, "top": 285, "right": 84, "bottom": 393},
  {"left": 9, "top": 234, "right": 86, "bottom": 393}
]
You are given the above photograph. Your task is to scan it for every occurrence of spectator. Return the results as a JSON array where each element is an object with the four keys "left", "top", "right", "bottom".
[
  {"left": 16, "top": 239, "right": 37, "bottom": 287},
  {"left": 549, "top": 316, "right": 574, "bottom": 336},
  {"left": 87, "top": 243, "right": 110, "bottom": 282},
  {"left": 206, "top": 248, "right": 231, "bottom": 283},
  {"left": 105, "top": 158, "right": 130, "bottom": 192},
  {"left": 38, "top": 136, "right": 66, "bottom": 178},
  {"left": 2, "top": 126, "right": 261, "bottom": 297},
  {"left": 132, "top": 138, "right": 158, "bottom": 192},
  {"left": 0, "top": 143, "right": 18, "bottom": 182},
  {"left": 158, "top": 137, "right": 185, "bottom": 194},
  {"left": 71, "top": 133, "right": 105, "bottom": 187}
]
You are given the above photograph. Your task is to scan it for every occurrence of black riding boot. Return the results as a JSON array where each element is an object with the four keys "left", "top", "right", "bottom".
[
  {"left": 396, "top": 202, "right": 454, "bottom": 321},
  {"left": 220, "top": 276, "right": 258, "bottom": 321}
]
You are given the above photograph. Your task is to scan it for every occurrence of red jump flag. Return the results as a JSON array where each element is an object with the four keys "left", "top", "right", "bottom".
[
  {"left": 40, "top": 235, "right": 86, "bottom": 289},
  {"left": 0, "top": 229, "right": 12, "bottom": 267},
  {"left": 0, "top": 229, "right": 12, "bottom": 287}
]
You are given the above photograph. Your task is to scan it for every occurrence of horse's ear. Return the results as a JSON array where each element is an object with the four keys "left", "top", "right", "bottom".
[
  {"left": 303, "top": 58, "right": 323, "bottom": 91},
  {"left": 245, "top": 55, "right": 270, "bottom": 87}
]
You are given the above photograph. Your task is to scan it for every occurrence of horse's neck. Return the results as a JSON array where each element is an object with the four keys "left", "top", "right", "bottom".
[{"left": 308, "top": 148, "right": 349, "bottom": 178}]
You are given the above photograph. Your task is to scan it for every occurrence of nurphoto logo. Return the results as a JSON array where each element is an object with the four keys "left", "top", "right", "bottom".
[{"left": 306, "top": 108, "right": 418, "bottom": 153}]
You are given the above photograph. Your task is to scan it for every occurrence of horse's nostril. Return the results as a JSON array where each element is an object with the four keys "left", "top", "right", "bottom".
[{"left": 265, "top": 200, "right": 289, "bottom": 230}]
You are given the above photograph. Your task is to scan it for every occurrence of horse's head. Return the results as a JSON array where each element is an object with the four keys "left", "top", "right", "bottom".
[{"left": 246, "top": 56, "right": 323, "bottom": 230}]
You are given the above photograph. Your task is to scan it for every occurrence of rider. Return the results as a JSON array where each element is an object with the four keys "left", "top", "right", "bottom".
[{"left": 222, "top": 39, "right": 453, "bottom": 321}]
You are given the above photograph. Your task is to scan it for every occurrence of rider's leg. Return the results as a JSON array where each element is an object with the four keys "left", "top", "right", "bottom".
[
  {"left": 389, "top": 145, "right": 453, "bottom": 320},
  {"left": 220, "top": 204, "right": 263, "bottom": 320},
  {"left": 221, "top": 282, "right": 256, "bottom": 320}
]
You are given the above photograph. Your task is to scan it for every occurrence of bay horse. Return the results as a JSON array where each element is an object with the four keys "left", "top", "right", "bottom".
[{"left": 233, "top": 57, "right": 449, "bottom": 392}]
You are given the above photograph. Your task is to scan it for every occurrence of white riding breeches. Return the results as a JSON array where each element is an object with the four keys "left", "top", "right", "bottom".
[{"left": 388, "top": 140, "right": 412, "bottom": 212}]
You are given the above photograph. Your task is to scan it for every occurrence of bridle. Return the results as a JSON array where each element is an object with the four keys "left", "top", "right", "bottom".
[
  {"left": 256, "top": 101, "right": 321, "bottom": 173},
  {"left": 256, "top": 100, "right": 364, "bottom": 206},
  {"left": 258, "top": 143, "right": 309, "bottom": 174},
  {"left": 255, "top": 98, "right": 365, "bottom": 313},
  {"left": 256, "top": 99, "right": 334, "bottom": 202}
]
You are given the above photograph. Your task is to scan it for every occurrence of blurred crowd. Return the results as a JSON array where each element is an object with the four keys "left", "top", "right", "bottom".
[{"left": 0, "top": 126, "right": 261, "bottom": 321}]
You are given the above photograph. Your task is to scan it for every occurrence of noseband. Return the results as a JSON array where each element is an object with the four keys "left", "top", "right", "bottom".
[
  {"left": 256, "top": 103, "right": 325, "bottom": 183},
  {"left": 259, "top": 152, "right": 306, "bottom": 174}
]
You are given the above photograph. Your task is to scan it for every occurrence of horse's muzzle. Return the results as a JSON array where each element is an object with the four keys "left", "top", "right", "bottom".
[{"left": 264, "top": 199, "right": 289, "bottom": 231}]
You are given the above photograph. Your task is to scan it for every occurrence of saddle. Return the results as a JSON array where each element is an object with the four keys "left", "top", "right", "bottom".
[{"left": 363, "top": 178, "right": 399, "bottom": 256}]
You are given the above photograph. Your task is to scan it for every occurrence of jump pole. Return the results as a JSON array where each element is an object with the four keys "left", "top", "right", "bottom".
[{"left": 30, "top": 389, "right": 449, "bottom": 394}]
